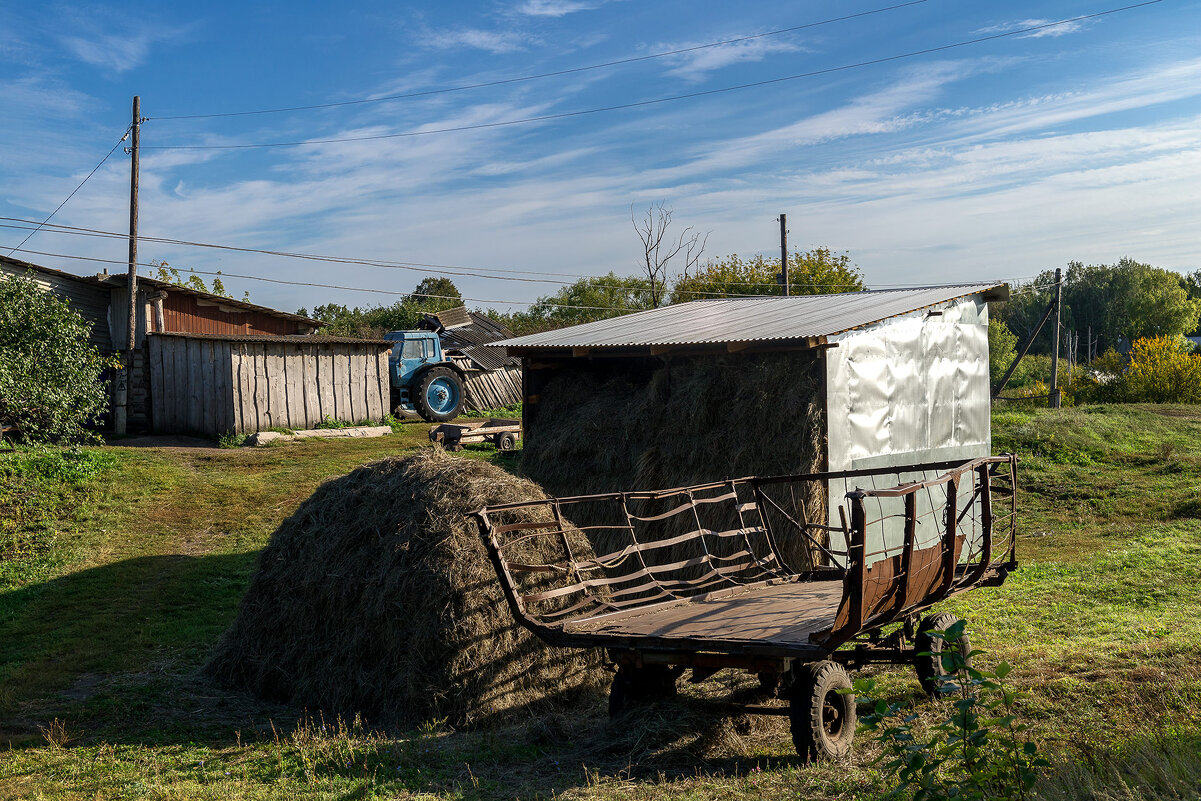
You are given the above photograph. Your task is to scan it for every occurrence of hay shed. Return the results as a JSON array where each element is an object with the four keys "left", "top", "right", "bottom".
[{"left": 500, "top": 283, "right": 1008, "bottom": 565}]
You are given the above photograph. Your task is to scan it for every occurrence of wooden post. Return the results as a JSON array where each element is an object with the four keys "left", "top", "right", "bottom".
[
  {"left": 115, "top": 95, "right": 141, "bottom": 435},
  {"left": 1049, "top": 267, "right": 1062, "bottom": 408},
  {"left": 779, "top": 213, "right": 789, "bottom": 297}
]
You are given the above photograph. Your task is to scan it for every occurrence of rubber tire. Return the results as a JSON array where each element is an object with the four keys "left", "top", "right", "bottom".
[
  {"left": 413, "top": 367, "right": 463, "bottom": 423},
  {"left": 608, "top": 665, "right": 678, "bottom": 718},
  {"left": 789, "top": 661, "right": 856, "bottom": 762},
  {"left": 496, "top": 432, "right": 516, "bottom": 451},
  {"left": 914, "top": 612, "right": 972, "bottom": 697}
]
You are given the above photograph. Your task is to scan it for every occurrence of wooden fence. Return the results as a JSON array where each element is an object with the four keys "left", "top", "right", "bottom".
[
  {"left": 451, "top": 359, "right": 522, "bottom": 412},
  {"left": 148, "top": 333, "right": 391, "bottom": 436}
]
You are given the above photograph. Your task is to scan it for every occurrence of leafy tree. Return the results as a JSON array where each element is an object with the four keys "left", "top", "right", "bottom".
[
  {"left": 496, "top": 273, "right": 655, "bottom": 335},
  {"left": 0, "top": 273, "right": 113, "bottom": 443},
  {"left": 152, "top": 261, "right": 245, "bottom": 300},
  {"left": 303, "top": 277, "right": 466, "bottom": 337},
  {"left": 989, "top": 318, "right": 1018, "bottom": 386},
  {"left": 670, "top": 248, "right": 865, "bottom": 303}
]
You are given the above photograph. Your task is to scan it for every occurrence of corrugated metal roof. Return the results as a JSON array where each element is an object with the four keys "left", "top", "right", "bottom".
[
  {"left": 499, "top": 284, "right": 1007, "bottom": 351},
  {"left": 419, "top": 308, "right": 521, "bottom": 370},
  {"left": 94, "top": 273, "right": 323, "bottom": 327},
  {"left": 149, "top": 332, "right": 391, "bottom": 346}
]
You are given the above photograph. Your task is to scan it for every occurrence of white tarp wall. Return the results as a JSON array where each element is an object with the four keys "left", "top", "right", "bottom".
[{"left": 825, "top": 295, "right": 991, "bottom": 564}]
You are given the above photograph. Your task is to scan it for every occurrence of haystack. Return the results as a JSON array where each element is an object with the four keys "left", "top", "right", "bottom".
[
  {"left": 205, "top": 450, "right": 606, "bottom": 728},
  {"left": 521, "top": 351, "right": 827, "bottom": 571}
]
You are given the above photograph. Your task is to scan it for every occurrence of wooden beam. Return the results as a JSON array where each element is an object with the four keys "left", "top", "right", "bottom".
[
  {"left": 571, "top": 347, "right": 590, "bottom": 358},
  {"left": 650, "top": 344, "right": 675, "bottom": 356},
  {"left": 726, "top": 341, "right": 753, "bottom": 353}
]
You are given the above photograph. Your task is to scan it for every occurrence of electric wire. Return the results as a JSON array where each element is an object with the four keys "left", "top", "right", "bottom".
[
  {"left": 142, "top": 2, "right": 1162, "bottom": 151},
  {"left": 148, "top": 1, "right": 929, "bottom": 121},
  {"left": 1, "top": 218, "right": 1027, "bottom": 295},
  {"left": 4, "top": 127, "right": 132, "bottom": 257}
]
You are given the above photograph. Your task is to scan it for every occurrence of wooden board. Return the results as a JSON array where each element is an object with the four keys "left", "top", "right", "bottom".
[{"left": 562, "top": 580, "right": 843, "bottom": 649}]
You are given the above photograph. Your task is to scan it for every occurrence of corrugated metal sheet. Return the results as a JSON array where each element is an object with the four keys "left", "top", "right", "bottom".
[
  {"left": 421, "top": 308, "right": 521, "bottom": 370},
  {"left": 499, "top": 284, "right": 1007, "bottom": 350}
]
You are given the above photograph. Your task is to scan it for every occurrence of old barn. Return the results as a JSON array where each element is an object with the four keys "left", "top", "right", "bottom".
[{"left": 500, "top": 283, "right": 1008, "bottom": 562}]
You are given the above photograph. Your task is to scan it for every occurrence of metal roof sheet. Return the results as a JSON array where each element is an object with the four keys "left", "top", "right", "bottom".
[{"left": 498, "top": 284, "right": 1007, "bottom": 351}]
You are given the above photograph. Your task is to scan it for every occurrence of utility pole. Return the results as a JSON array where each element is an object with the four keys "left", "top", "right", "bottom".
[
  {"left": 115, "top": 95, "right": 141, "bottom": 435},
  {"left": 1049, "top": 267, "right": 1063, "bottom": 409},
  {"left": 779, "top": 213, "right": 789, "bottom": 296}
]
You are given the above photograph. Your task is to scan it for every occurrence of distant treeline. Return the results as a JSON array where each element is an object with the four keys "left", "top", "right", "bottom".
[{"left": 300, "top": 249, "right": 866, "bottom": 338}]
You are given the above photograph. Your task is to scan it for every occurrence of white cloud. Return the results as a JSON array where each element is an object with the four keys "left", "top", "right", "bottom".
[
  {"left": 56, "top": 20, "right": 188, "bottom": 73},
  {"left": 973, "top": 19, "right": 1087, "bottom": 39},
  {"left": 422, "top": 27, "right": 532, "bottom": 54},
  {"left": 514, "top": 0, "right": 604, "bottom": 17},
  {"left": 661, "top": 38, "right": 805, "bottom": 81}
]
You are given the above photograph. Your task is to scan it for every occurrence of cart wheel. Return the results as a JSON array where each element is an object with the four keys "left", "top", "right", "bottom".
[
  {"left": 789, "top": 661, "right": 855, "bottom": 762},
  {"left": 608, "top": 665, "right": 678, "bottom": 718},
  {"left": 496, "top": 432, "right": 516, "bottom": 451},
  {"left": 914, "top": 612, "right": 972, "bottom": 697}
]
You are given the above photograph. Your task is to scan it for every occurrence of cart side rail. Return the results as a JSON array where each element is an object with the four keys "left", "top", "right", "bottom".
[{"left": 813, "top": 453, "right": 1018, "bottom": 648}]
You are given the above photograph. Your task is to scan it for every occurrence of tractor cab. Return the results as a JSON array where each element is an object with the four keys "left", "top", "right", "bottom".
[{"left": 383, "top": 330, "right": 464, "bottom": 422}]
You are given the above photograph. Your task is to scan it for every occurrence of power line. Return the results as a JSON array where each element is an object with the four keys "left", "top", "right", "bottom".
[
  {"left": 148, "top": 1, "right": 929, "bottom": 121},
  {"left": 6, "top": 245, "right": 1025, "bottom": 312},
  {"left": 143, "top": 2, "right": 1162, "bottom": 151},
  {"left": 0, "top": 218, "right": 1036, "bottom": 296},
  {"left": 4, "top": 127, "right": 131, "bottom": 257}
]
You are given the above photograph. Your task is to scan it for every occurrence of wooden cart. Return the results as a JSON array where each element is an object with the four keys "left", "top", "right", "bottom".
[
  {"left": 429, "top": 418, "right": 521, "bottom": 451},
  {"left": 472, "top": 455, "right": 1018, "bottom": 760}
]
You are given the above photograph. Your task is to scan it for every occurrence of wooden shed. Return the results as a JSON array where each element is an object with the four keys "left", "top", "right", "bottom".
[{"left": 147, "top": 333, "right": 392, "bottom": 437}]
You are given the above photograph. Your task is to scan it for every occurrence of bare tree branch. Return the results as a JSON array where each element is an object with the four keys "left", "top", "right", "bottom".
[{"left": 632, "top": 202, "right": 708, "bottom": 306}]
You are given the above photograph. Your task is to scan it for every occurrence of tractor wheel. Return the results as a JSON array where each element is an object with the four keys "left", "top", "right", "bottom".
[
  {"left": 914, "top": 612, "right": 972, "bottom": 697},
  {"left": 789, "top": 661, "right": 855, "bottom": 762},
  {"left": 496, "top": 432, "right": 517, "bottom": 451},
  {"left": 413, "top": 368, "right": 463, "bottom": 422}
]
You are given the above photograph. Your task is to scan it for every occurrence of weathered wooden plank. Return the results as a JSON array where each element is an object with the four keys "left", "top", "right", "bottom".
[
  {"left": 348, "top": 351, "right": 366, "bottom": 423},
  {"left": 266, "top": 347, "right": 285, "bottom": 429},
  {"left": 302, "top": 347, "right": 319, "bottom": 428},
  {"left": 148, "top": 337, "right": 163, "bottom": 432},
  {"left": 253, "top": 346, "right": 270, "bottom": 432},
  {"left": 282, "top": 345, "right": 301, "bottom": 429},
  {"left": 379, "top": 349, "right": 392, "bottom": 416},
  {"left": 333, "top": 346, "right": 350, "bottom": 422},
  {"left": 187, "top": 339, "right": 204, "bottom": 434},
  {"left": 239, "top": 344, "right": 256, "bottom": 434},
  {"left": 214, "top": 341, "right": 231, "bottom": 436},
  {"left": 318, "top": 350, "right": 335, "bottom": 421},
  {"left": 202, "top": 340, "right": 218, "bottom": 436}
]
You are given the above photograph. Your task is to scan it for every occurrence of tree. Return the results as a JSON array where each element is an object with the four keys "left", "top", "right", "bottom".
[
  {"left": 0, "top": 272, "right": 113, "bottom": 443},
  {"left": 632, "top": 202, "right": 708, "bottom": 307},
  {"left": 152, "top": 261, "right": 245, "bottom": 301},
  {"left": 497, "top": 273, "right": 654, "bottom": 335},
  {"left": 670, "top": 248, "right": 865, "bottom": 303},
  {"left": 988, "top": 318, "right": 1018, "bottom": 386},
  {"left": 412, "top": 276, "right": 461, "bottom": 304}
]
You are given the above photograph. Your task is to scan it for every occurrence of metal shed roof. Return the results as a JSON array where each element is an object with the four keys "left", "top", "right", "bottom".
[{"left": 499, "top": 283, "right": 1008, "bottom": 353}]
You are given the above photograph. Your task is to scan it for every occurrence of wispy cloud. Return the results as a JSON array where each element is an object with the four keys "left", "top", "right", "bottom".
[
  {"left": 421, "top": 27, "right": 532, "bottom": 54},
  {"left": 513, "top": 0, "right": 605, "bottom": 17},
  {"left": 660, "top": 38, "right": 806, "bottom": 81},
  {"left": 974, "top": 18, "right": 1087, "bottom": 39},
  {"left": 56, "top": 19, "right": 190, "bottom": 73}
]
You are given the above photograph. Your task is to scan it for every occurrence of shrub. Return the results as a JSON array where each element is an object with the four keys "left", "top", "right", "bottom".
[
  {"left": 853, "top": 620, "right": 1047, "bottom": 800},
  {"left": 1122, "top": 336, "right": 1201, "bottom": 403},
  {"left": 0, "top": 273, "right": 114, "bottom": 443}
]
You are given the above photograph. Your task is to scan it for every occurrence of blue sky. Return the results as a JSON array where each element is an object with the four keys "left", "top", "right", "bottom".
[{"left": 2, "top": 0, "right": 1199, "bottom": 314}]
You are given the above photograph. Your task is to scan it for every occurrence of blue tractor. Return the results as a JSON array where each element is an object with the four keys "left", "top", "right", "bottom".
[{"left": 384, "top": 330, "right": 466, "bottom": 422}]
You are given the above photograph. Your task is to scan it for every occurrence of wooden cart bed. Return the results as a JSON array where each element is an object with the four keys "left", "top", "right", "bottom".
[{"left": 473, "top": 455, "right": 1018, "bottom": 658}]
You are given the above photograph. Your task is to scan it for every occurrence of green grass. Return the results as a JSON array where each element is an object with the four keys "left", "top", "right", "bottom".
[{"left": 2, "top": 406, "right": 1200, "bottom": 799}]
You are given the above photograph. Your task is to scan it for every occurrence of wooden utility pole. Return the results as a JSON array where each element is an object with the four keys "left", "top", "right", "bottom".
[
  {"left": 779, "top": 213, "right": 789, "bottom": 296},
  {"left": 115, "top": 95, "right": 141, "bottom": 435},
  {"left": 1049, "top": 267, "right": 1063, "bottom": 409}
]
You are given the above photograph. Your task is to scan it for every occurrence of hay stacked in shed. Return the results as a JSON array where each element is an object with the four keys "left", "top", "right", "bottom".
[
  {"left": 205, "top": 450, "right": 605, "bottom": 728},
  {"left": 521, "top": 350, "right": 826, "bottom": 572}
]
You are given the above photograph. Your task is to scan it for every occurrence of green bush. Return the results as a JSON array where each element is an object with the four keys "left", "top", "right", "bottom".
[
  {"left": 0, "top": 273, "right": 113, "bottom": 443},
  {"left": 853, "top": 620, "right": 1047, "bottom": 800}
]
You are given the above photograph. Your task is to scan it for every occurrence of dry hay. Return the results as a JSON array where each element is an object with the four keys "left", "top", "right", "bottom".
[
  {"left": 521, "top": 351, "right": 827, "bottom": 571},
  {"left": 205, "top": 449, "right": 606, "bottom": 728}
]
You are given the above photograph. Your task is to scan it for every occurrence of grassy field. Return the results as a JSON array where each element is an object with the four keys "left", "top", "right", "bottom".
[{"left": 1, "top": 407, "right": 1200, "bottom": 800}]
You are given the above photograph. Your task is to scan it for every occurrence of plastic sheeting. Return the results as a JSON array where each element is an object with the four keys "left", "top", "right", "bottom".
[{"left": 825, "top": 297, "right": 991, "bottom": 563}]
